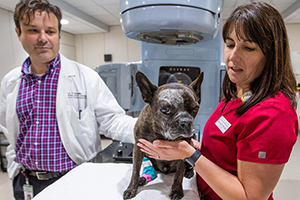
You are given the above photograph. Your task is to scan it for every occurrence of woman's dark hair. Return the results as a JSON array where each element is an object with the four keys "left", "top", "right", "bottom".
[
  {"left": 222, "top": 2, "right": 297, "bottom": 115},
  {"left": 14, "top": 0, "right": 62, "bottom": 35}
]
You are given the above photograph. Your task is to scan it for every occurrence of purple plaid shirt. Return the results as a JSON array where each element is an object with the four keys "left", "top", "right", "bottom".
[{"left": 15, "top": 54, "right": 77, "bottom": 172}]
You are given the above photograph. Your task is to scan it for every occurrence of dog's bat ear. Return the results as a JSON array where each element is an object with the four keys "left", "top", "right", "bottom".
[
  {"left": 136, "top": 71, "right": 158, "bottom": 103},
  {"left": 189, "top": 72, "right": 204, "bottom": 97}
]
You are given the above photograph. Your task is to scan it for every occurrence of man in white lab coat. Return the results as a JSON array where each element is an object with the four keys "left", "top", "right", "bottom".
[{"left": 0, "top": 0, "right": 136, "bottom": 199}]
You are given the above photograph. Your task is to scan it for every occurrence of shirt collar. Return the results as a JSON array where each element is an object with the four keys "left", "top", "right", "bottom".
[
  {"left": 241, "top": 91, "right": 252, "bottom": 103},
  {"left": 21, "top": 53, "right": 61, "bottom": 76}
]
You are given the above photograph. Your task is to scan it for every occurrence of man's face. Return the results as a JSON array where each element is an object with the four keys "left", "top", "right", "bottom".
[{"left": 16, "top": 11, "right": 60, "bottom": 66}]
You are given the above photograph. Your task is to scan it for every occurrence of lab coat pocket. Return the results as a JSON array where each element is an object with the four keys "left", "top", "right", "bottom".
[
  {"left": 70, "top": 106, "right": 95, "bottom": 135},
  {"left": 69, "top": 106, "right": 101, "bottom": 157}
]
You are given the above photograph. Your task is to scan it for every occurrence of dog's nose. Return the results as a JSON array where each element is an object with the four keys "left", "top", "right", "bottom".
[{"left": 179, "top": 120, "right": 192, "bottom": 130}]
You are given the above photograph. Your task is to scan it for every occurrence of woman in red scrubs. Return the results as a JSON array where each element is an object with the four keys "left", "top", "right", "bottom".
[{"left": 138, "top": 2, "right": 298, "bottom": 200}]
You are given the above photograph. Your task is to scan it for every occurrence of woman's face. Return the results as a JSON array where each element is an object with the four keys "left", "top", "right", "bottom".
[{"left": 224, "top": 27, "right": 267, "bottom": 96}]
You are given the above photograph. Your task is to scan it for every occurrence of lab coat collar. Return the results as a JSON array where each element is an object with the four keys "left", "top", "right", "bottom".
[{"left": 56, "top": 54, "right": 76, "bottom": 119}]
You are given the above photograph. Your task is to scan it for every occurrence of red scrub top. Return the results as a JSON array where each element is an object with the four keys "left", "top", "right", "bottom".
[{"left": 198, "top": 92, "right": 298, "bottom": 200}]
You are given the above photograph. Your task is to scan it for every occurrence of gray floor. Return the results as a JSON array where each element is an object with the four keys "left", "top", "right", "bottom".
[{"left": 0, "top": 138, "right": 299, "bottom": 200}]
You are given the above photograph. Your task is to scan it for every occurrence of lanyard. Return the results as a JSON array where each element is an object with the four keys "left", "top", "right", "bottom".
[{"left": 21, "top": 170, "right": 34, "bottom": 199}]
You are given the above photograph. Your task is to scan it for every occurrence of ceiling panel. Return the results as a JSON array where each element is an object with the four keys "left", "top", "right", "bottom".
[
  {"left": 101, "top": 4, "right": 121, "bottom": 15},
  {"left": 64, "top": 0, "right": 96, "bottom": 7},
  {"left": 94, "top": 14, "right": 120, "bottom": 26},
  {"left": 0, "top": 0, "right": 299, "bottom": 35},
  {"left": 78, "top": 5, "right": 110, "bottom": 16},
  {"left": 0, "top": 0, "right": 18, "bottom": 11},
  {"left": 93, "top": 0, "right": 120, "bottom": 5}
]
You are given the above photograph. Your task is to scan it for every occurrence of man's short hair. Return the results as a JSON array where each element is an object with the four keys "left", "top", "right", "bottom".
[{"left": 14, "top": 0, "right": 62, "bottom": 35}]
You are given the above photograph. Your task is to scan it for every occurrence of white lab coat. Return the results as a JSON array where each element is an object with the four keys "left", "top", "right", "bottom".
[{"left": 0, "top": 54, "right": 137, "bottom": 179}]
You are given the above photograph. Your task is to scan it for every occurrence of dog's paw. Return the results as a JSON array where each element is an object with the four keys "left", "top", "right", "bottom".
[
  {"left": 169, "top": 190, "right": 184, "bottom": 200},
  {"left": 138, "top": 177, "right": 147, "bottom": 186},
  {"left": 123, "top": 188, "right": 137, "bottom": 200},
  {"left": 184, "top": 168, "right": 194, "bottom": 179}
]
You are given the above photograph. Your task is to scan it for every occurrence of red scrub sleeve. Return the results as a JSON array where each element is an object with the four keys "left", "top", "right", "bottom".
[{"left": 236, "top": 99, "right": 298, "bottom": 164}]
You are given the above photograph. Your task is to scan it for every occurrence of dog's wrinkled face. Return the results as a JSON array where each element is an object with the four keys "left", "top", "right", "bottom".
[
  {"left": 135, "top": 71, "right": 203, "bottom": 141},
  {"left": 152, "top": 84, "right": 199, "bottom": 140}
]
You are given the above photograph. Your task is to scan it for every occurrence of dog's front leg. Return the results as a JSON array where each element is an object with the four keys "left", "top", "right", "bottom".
[
  {"left": 123, "top": 144, "right": 144, "bottom": 199},
  {"left": 169, "top": 160, "right": 186, "bottom": 200}
]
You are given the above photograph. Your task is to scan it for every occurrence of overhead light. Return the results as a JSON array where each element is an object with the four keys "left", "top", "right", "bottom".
[{"left": 61, "top": 19, "right": 69, "bottom": 25}]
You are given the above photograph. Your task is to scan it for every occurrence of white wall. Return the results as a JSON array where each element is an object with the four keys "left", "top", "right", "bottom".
[
  {"left": 286, "top": 24, "right": 300, "bottom": 78},
  {"left": 0, "top": 8, "right": 27, "bottom": 83},
  {"left": 287, "top": 24, "right": 300, "bottom": 52},
  {"left": 0, "top": 8, "right": 76, "bottom": 86},
  {"left": 60, "top": 31, "right": 76, "bottom": 61},
  {"left": 75, "top": 26, "right": 141, "bottom": 69}
]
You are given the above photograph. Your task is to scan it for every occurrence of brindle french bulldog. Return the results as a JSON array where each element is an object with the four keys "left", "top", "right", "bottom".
[{"left": 123, "top": 71, "right": 204, "bottom": 200}]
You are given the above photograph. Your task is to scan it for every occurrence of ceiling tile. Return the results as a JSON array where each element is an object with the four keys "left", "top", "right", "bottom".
[
  {"left": 101, "top": 4, "right": 120, "bottom": 15},
  {"left": 63, "top": 23, "right": 103, "bottom": 34},
  {"left": 93, "top": 0, "right": 119, "bottom": 5},
  {"left": 285, "top": 8, "right": 300, "bottom": 23},
  {"left": 94, "top": 14, "right": 120, "bottom": 26},
  {"left": 0, "top": 0, "right": 299, "bottom": 34},
  {"left": 0, "top": 0, "right": 19, "bottom": 11},
  {"left": 271, "top": 0, "right": 297, "bottom": 4},
  {"left": 63, "top": 0, "right": 96, "bottom": 7},
  {"left": 78, "top": 5, "right": 110, "bottom": 16}
]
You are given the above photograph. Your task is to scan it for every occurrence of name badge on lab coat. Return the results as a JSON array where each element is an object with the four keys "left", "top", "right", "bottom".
[{"left": 215, "top": 116, "right": 231, "bottom": 133}]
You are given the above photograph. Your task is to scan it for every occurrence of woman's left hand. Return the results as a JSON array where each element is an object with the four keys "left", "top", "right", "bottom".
[{"left": 137, "top": 139, "right": 196, "bottom": 161}]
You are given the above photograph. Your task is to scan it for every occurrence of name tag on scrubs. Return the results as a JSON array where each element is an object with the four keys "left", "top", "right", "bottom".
[{"left": 215, "top": 116, "right": 231, "bottom": 133}]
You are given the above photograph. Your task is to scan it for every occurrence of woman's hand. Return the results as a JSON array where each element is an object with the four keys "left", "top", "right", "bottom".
[{"left": 137, "top": 138, "right": 201, "bottom": 161}]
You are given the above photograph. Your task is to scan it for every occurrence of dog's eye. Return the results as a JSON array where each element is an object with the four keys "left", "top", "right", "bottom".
[{"left": 161, "top": 107, "right": 171, "bottom": 115}]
